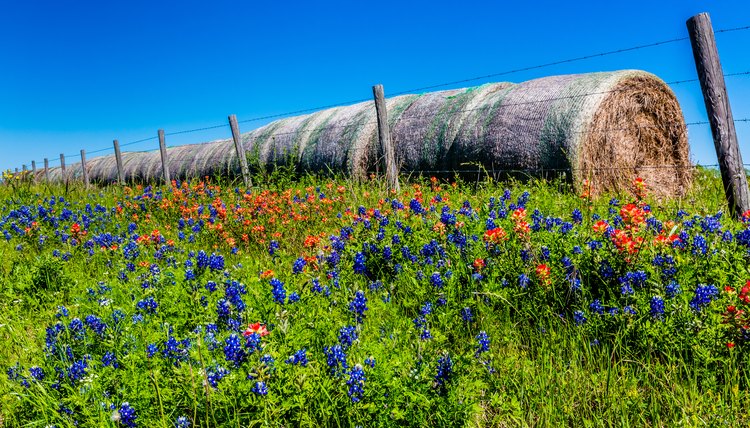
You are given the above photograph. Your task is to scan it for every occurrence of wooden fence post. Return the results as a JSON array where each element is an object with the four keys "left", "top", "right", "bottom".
[
  {"left": 31, "top": 160, "right": 37, "bottom": 182},
  {"left": 687, "top": 12, "right": 750, "bottom": 217},
  {"left": 229, "top": 114, "right": 252, "bottom": 188},
  {"left": 60, "top": 153, "right": 66, "bottom": 184},
  {"left": 80, "top": 149, "right": 89, "bottom": 187},
  {"left": 372, "top": 84, "right": 400, "bottom": 192},
  {"left": 44, "top": 158, "right": 49, "bottom": 182},
  {"left": 158, "top": 129, "right": 171, "bottom": 185},
  {"left": 113, "top": 139, "right": 125, "bottom": 184}
]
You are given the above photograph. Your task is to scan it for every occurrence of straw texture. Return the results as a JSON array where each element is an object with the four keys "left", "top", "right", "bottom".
[{"left": 43, "top": 70, "right": 690, "bottom": 195}]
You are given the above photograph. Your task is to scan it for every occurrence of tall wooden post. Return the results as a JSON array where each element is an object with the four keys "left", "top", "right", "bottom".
[
  {"left": 229, "top": 114, "right": 252, "bottom": 188},
  {"left": 113, "top": 139, "right": 125, "bottom": 184},
  {"left": 44, "top": 158, "right": 49, "bottom": 182},
  {"left": 158, "top": 129, "right": 171, "bottom": 185},
  {"left": 687, "top": 12, "right": 750, "bottom": 217},
  {"left": 60, "top": 153, "right": 66, "bottom": 184},
  {"left": 80, "top": 149, "right": 89, "bottom": 187},
  {"left": 372, "top": 84, "right": 400, "bottom": 192},
  {"left": 31, "top": 160, "right": 37, "bottom": 182}
]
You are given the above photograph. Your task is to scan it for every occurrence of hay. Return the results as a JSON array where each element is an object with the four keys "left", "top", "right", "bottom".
[{"left": 42, "top": 70, "right": 690, "bottom": 196}]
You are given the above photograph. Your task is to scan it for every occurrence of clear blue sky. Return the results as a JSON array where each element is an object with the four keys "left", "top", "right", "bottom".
[{"left": 1, "top": 0, "right": 749, "bottom": 172}]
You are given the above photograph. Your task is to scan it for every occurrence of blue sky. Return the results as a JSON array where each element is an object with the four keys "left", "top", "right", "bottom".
[{"left": 1, "top": 1, "right": 749, "bottom": 172}]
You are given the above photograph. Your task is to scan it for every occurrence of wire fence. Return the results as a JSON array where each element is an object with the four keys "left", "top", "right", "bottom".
[{"left": 6, "top": 20, "right": 750, "bottom": 190}]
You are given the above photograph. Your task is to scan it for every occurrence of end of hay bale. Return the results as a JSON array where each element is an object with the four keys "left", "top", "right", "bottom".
[{"left": 576, "top": 71, "right": 691, "bottom": 198}]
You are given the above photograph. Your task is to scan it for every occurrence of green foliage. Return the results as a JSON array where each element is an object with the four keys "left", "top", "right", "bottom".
[{"left": 0, "top": 170, "right": 749, "bottom": 426}]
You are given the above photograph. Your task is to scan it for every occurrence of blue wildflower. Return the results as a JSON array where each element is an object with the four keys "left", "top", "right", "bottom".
[
  {"left": 285, "top": 348, "right": 308, "bottom": 367},
  {"left": 650, "top": 296, "right": 665, "bottom": 319},
  {"left": 434, "top": 354, "right": 453, "bottom": 390},
  {"left": 475, "top": 331, "right": 490, "bottom": 357},
  {"left": 573, "top": 310, "right": 587, "bottom": 325},
  {"left": 118, "top": 402, "right": 137, "bottom": 427},
  {"left": 347, "top": 364, "right": 366, "bottom": 402},
  {"left": 349, "top": 291, "right": 368, "bottom": 323},
  {"left": 690, "top": 284, "right": 719, "bottom": 312},
  {"left": 270, "top": 278, "right": 286, "bottom": 304},
  {"left": 251, "top": 381, "right": 268, "bottom": 396}
]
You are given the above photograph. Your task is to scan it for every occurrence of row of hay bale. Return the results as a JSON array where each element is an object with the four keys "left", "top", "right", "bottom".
[{"left": 39, "top": 70, "right": 691, "bottom": 195}]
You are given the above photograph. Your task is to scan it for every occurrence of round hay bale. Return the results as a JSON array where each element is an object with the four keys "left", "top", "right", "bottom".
[{"left": 58, "top": 70, "right": 689, "bottom": 196}]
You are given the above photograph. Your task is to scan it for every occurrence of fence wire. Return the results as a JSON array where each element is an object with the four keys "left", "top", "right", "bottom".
[{"left": 7, "top": 22, "right": 750, "bottom": 179}]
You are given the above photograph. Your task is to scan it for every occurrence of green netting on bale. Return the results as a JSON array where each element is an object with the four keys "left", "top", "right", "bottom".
[{"left": 47, "top": 70, "right": 689, "bottom": 195}]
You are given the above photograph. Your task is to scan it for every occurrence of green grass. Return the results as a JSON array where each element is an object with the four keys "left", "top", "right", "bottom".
[{"left": 0, "top": 169, "right": 749, "bottom": 427}]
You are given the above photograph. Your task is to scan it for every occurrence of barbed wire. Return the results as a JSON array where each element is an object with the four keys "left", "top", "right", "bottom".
[{"left": 10, "top": 23, "right": 750, "bottom": 174}]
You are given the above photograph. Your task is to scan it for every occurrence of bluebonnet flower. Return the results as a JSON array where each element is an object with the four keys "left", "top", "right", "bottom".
[
  {"left": 409, "top": 199, "right": 425, "bottom": 214},
  {"left": 692, "top": 233, "right": 709, "bottom": 256},
  {"left": 650, "top": 296, "right": 665, "bottom": 319},
  {"left": 196, "top": 250, "right": 209, "bottom": 269},
  {"left": 518, "top": 274, "right": 530, "bottom": 289},
  {"left": 700, "top": 214, "right": 722, "bottom": 233},
  {"left": 147, "top": 343, "right": 159, "bottom": 358},
  {"left": 461, "top": 307, "right": 474, "bottom": 324},
  {"left": 224, "top": 334, "right": 246, "bottom": 367},
  {"left": 208, "top": 253, "right": 224, "bottom": 271},
  {"left": 288, "top": 292, "right": 300, "bottom": 303},
  {"left": 434, "top": 354, "right": 453, "bottom": 390},
  {"left": 338, "top": 326, "right": 358, "bottom": 349},
  {"left": 285, "top": 348, "right": 308, "bottom": 367},
  {"left": 251, "top": 381, "right": 268, "bottom": 396},
  {"left": 118, "top": 402, "right": 137, "bottom": 427},
  {"left": 573, "top": 311, "right": 587, "bottom": 325},
  {"left": 324, "top": 344, "right": 348, "bottom": 375},
  {"left": 85, "top": 315, "right": 107, "bottom": 337},
  {"left": 540, "top": 246, "right": 550, "bottom": 260},
  {"left": 68, "top": 357, "right": 89, "bottom": 384},
  {"left": 260, "top": 353, "right": 275, "bottom": 367},
  {"left": 475, "top": 331, "right": 490, "bottom": 356},
  {"left": 347, "top": 364, "right": 366, "bottom": 402},
  {"left": 620, "top": 282, "right": 634, "bottom": 296},
  {"left": 430, "top": 272, "right": 444, "bottom": 288},
  {"left": 420, "top": 302, "right": 433, "bottom": 316},
  {"left": 175, "top": 416, "right": 191, "bottom": 428},
  {"left": 136, "top": 296, "right": 158, "bottom": 314},
  {"left": 365, "top": 357, "right": 376, "bottom": 368},
  {"left": 420, "top": 329, "right": 432, "bottom": 340},
  {"left": 102, "top": 351, "right": 119, "bottom": 368},
  {"left": 206, "top": 365, "right": 230, "bottom": 388},
  {"left": 589, "top": 299, "right": 604, "bottom": 315},
  {"left": 162, "top": 336, "right": 190, "bottom": 366},
  {"left": 270, "top": 278, "right": 286, "bottom": 304},
  {"left": 349, "top": 291, "right": 368, "bottom": 323},
  {"left": 45, "top": 322, "right": 65, "bottom": 353},
  {"left": 268, "top": 240, "right": 279, "bottom": 256},
  {"left": 292, "top": 257, "right": 306, "bottom": 274},
  {"left": 690, "top": 284, "right": 719, "bottom": 312},
  {"left": 588, "top": 240, "right": 603, "bottom": 251},
  {"left": 623, "top": 306, "right": 637, "bottom": 315},
  {"left": 29, "top": 366, "right": 44, "bottom": 381},
  {"left": 665, "top": 281, "right": 681, "bottom": 298},
  {"left": 56, "top": 306, "right": 69, "bottom": 318},
  {"left": 353, "top": 252, "right": 367, "bottom": 275}
]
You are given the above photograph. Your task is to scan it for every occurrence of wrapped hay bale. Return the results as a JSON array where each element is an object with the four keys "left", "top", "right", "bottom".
[{"left": 50, "top": 70, "right": 690, "bottom": 196}]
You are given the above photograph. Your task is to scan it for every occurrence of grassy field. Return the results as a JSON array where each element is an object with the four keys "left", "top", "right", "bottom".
[{"left": 1, "top": 169, "right": 749, "bottom": 427}]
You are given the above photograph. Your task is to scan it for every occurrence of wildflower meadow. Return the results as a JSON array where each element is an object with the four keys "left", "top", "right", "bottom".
[{"left": 2, "top": 170, "right": 750, "bottom": 426}]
